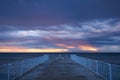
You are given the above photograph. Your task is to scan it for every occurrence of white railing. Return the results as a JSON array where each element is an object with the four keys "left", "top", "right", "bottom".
[
  {"left": 0, "top": 55, "right": 49, "bottom": 80},
  {"left": 71, "top": 55, "right": 120, "bottom": 80}
]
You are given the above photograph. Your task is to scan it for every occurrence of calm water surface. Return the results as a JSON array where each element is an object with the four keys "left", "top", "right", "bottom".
[{"left": 0, "top": 53, "right": 120, "bottom": 65}]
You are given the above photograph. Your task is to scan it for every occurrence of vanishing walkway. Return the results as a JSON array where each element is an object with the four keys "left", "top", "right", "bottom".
[{"left": 17, "top": 58, "right": 104, "bottom": 80}]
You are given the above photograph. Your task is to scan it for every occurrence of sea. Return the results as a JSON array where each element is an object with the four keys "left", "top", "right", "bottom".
[{"left": 0, "top": 53, "right": 120, "bottom": 65}]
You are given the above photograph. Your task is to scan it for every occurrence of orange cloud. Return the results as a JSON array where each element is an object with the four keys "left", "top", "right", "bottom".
[
  {"left": 78, "top": 45, "right": 98, "bottom": 52},
  {"left": 56, "top": 43, "right": 66, "bottom": 47},
  {"left": 56, "top": 43, "right": 75, "bottom": 49},
  {"left": 0, "top": 46, "right": 69, "bottom": 52},
  {"left": 56, "top": 43, "right": 98, "bottom": 52},
  {"left": 65, "top": 46, "right": 75, "bottom": 49}
]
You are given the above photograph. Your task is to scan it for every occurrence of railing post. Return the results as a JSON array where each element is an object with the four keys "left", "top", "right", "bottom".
[
  {"left": 109, "top": 64, "right": 112, "bottom": 80},
  {"left": 88, "top": 59, "right": 90, "bottom": 70},
  {"left": 96, "top": 61, "right": 99, "bottom": 75},
  {"left": 21, "top": 61, "right": 24, "bottom": 75},
  {"left": 8, "top": 64, "right": 11, "bottom": 80}
]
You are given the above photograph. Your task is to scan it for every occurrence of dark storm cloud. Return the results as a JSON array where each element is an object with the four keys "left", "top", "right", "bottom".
[{"left": 0, "top": 0, "right": 120, "bottom": 25}]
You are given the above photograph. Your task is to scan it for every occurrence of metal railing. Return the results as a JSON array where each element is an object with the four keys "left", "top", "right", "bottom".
[
  {"left": 71, "top": 55, "right": 120, "bottom": 80},
  {"left": 0, "top": 55, "right": 49, "bottom": 80}
]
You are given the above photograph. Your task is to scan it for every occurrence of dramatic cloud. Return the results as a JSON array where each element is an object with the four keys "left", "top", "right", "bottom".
[
  {"left": 0, "top": 0, "right": 120, "bottom": 52},
  {"left": 0, "top": 19, "right": 120, "bottom": 52}
]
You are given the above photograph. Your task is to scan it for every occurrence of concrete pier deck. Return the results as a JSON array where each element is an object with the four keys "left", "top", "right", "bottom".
[{"left": 17, "top": 58, "right": 104, "bottom": 80}]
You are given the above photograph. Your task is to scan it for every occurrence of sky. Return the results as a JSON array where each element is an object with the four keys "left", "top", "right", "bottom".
[{"left": 0, "top": 0, "right": 120, "bottom": 52}]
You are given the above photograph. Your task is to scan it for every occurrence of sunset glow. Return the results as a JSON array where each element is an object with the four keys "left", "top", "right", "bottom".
[
  {"left": 56, "top": 43, "right": 98, "bottom": 52},
  {"left": 56, "top": 44, "right": 66, "bottom": 47},
  {"left": 78, "top": 45, "right": 98, "bottom": 52},
  {"left": 65, "top": 46, "right": 75, "bottom": 49},
  {"left": 56, "top": 44, "right": 75, "bottom": 49},
  {"left": 0, "top": 46, "right": 69, "bottom": 52},
  {"left": 0, "top": 45, "right": 98, "bottom": 52}
]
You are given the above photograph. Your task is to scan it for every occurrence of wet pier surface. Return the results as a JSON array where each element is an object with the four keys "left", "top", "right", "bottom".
[{"left": 17, "top": 58, "right": 104, "bottom": 80}]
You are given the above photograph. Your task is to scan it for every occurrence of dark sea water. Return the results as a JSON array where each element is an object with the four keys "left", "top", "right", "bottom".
[
  {"left": 0, "top": 53, "right": 120, "bottom": 65},
  {"left": 0, "top": 53, "right": 43, "bottom": 65},
  {"left": 77, "top": 53, "right": 120, "bottom": 65}
]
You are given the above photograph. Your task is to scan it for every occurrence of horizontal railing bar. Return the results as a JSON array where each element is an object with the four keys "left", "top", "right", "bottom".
[{"left": 71, "top": 54, "right": 120, "bottom": 80}]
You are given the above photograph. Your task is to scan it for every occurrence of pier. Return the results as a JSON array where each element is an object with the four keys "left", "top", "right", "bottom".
[{"left": 0, "top": 54, "right": 120, "bottom": 80}]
